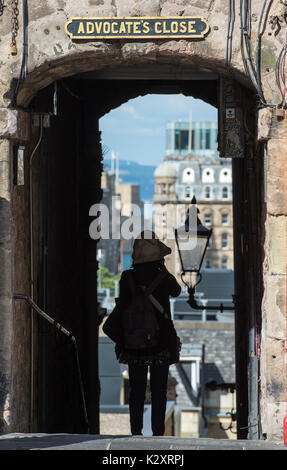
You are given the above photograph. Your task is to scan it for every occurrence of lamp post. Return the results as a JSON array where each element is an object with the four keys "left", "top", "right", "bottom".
[{"left": 175, "top": 197, "right": 234, "bottom": 312}]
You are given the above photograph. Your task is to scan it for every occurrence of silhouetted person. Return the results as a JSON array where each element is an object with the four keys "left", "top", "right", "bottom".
[{"left": 115, "top": 231, "right": 181, "bottom": 436}]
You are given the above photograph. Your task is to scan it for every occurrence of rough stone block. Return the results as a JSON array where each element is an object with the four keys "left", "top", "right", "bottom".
[
  {"left": 265, "top": 337, "right": 286, "bottom": 403},
  {"left": 122, "top": 42, "right": 158, "bottom": 61},
  {"left": 0, "top": 139, "right": 10, "bottom": 164},
  {"left": 67, "top": 0, "right": 116, "bottom": 15},
  {"left": 160, "top": 3, "right": 206, "bottom": 17},
  {"left": 262, "top": 402, "right": 287, "bottom": 441},
  {"left": 265, "top": 274, "right": 286, "bottom": 340},
  {"left": 115, "top": 0, "right": 161, "bottom": 17},
  {"left": 266, "top": 215, "right": 287, "bottom": 274},
  {"left": 258, "top": 107, "right": 273, "bottom": 141},
  {"left": 0, "top": 109, "right": 17, "bottom": 139},
  {"left": 0, "top": 162, "right": 10, "bottom": 193},
  {"left": 267, "top": 140, "right": 287, "bottom": 215},
  {"left": 268, "top": 107, "right": 287, "bottom": 138}
]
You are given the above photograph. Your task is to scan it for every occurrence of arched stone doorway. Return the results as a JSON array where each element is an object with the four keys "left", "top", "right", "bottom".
[
  {"left": 0, "top": 1, "right": 286, "bottom": 441},
  {"left": 9, "top": 61, "right": 260, "bottom": 437}
]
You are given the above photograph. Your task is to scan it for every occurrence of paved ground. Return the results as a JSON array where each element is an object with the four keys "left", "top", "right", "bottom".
[{"left": 0, "top": 433, "right": 286, "bottom": 451}]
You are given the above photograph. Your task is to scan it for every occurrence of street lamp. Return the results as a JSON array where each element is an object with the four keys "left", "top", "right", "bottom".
[
  {"left": 175, "top": 196, "right": 212, "bottom": 278},
  {"left": 174, "top": 197, "right": 234, "bottom": 312}
]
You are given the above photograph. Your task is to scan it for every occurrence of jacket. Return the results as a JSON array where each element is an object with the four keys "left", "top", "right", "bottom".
[{"left": 115, "top": 260, "right": 181, "bottom": 365}]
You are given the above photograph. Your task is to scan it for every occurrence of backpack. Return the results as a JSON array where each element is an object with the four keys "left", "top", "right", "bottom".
[{"left": 122, "top": 270, "right": 167, "bottom": 350}]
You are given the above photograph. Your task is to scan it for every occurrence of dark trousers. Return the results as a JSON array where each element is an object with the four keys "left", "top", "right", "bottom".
[{"left": 128, "top": 363, "right": 169, "bottom": 436}]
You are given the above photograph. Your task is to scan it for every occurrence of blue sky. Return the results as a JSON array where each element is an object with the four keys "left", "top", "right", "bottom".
[{"left": 99, "top": 94, "right": 217, "bottom": 167}]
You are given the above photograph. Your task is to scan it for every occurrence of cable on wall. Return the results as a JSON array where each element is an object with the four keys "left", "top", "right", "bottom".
[{"left": 239, "top": 0, "right": 276, "bottom": 108}]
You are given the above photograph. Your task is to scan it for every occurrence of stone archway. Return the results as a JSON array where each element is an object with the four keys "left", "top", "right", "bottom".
[
  {"left": 0, "top": 1, "right": 286, "bottom": 441},
  {"left": 6, "top": 64, "right": 259, "bottom": 437}
]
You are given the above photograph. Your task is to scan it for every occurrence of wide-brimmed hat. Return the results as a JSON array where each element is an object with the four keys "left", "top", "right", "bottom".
[{"left": 132, "top": 230, "right": 172, "bottom": 265}]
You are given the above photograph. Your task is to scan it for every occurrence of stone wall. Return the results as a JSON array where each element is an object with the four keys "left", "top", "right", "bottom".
[
  {"left": 0, "top": 0, "right": 249, "bottom": 108},
  {"left": 0, "top": 2, "right": 285, "bottom": 105},
  {"left": 260, "top": 113, "right": 287, "bottom": 440}
]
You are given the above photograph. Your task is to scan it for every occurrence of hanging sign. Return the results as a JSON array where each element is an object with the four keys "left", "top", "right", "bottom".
[{"left": 65, "top": 17, "right": 210, "bottom": 40}]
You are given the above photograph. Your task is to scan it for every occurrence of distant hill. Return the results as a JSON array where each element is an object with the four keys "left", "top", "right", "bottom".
[{"left": 103, "top": 158, "right": 156, "bottom": 202}]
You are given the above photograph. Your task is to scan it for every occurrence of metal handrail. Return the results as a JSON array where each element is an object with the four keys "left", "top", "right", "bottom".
[{"left": 13, "top": 293, "right": 90, "bottom": 433}]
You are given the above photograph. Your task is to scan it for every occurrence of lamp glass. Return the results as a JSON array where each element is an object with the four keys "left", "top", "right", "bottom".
[{"left": 176, "top": 227, "right": 210, "bottom": 273}]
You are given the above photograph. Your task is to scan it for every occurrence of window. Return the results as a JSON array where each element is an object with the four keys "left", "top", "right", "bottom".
[
  {"left": 185, "top": 186, "right": 192, "bottom": 199},
  {"left": 221, "top": 213, "right": 229, "bottom": 225},
  {"left": 202, "top": 168, "right": 214, "bottom": 183},
  {"left": 205, "top": 129, "right": 211, "bottom": 149},
  {"left": 200, "top": 128, "right": 204, "bottom": 149},
  {"left": 179, "top": 357, "right": 201, "bottom": 398},
  {"left": 205, "top": 259, "right": 212, "bottom": 268},
  {"left": 221, "top": 233, "right": 228, "bottom": 249},
  {"left": 191, "top": 130, "right": 195, "bottom": 149},
  {"left": 205, "top": 186, "right": 211, "bottom": 199},
  {"left": 175, "top": 129, "right": 189, "bottom": 151},
  {"left": 182, "top": 167, "right": 195, "bottom": 183},
  {"left": 14, "top": 145, "right": 25, "bottom": 186},
  {"left": 222, "top": 187, "right": 228, "bottom": 199},
  {"left": 221, "top": 256, "right": 228, "bottom": 269},
  {"left": 220, "top": 168, "right": 232, "bottom": 183},
  {"left": 204, "top": 213, "right": 212, "bottom": 226},
  {"left": 207, "top": 235, "right": 212, "bottom": 250}
]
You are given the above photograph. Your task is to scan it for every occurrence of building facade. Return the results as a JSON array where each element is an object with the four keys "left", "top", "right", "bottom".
[
  {"left": 97, "top": 171, "right": 145, "bottom": 273},
  {"left": 97, "top": 171, "right": 121, "bottom": 274},
  {"left": 153, "top": 121, "right": 234, "bottom": 280},
  {"left": 115, "top": 182, "right": 145, "bottom": 270},
  {"left": 166, "top": 120, "right": 218, "bottom": 159}
]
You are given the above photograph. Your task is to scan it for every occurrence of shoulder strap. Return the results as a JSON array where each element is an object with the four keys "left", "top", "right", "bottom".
[
  {"left": 145, "top": 271, "right": 167, "bottom": 296},
  {"left": 146, "top": 271, "right": 169, "bottom": 318},
  {"left": 149, "top": 294, "right": 166, "bottom": 316},
  {"left": 143, "top": 271, "right": 169, "bottom": 318},
  {"left": 127, "top": 269, "right": 167, "bottom": 298}
]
